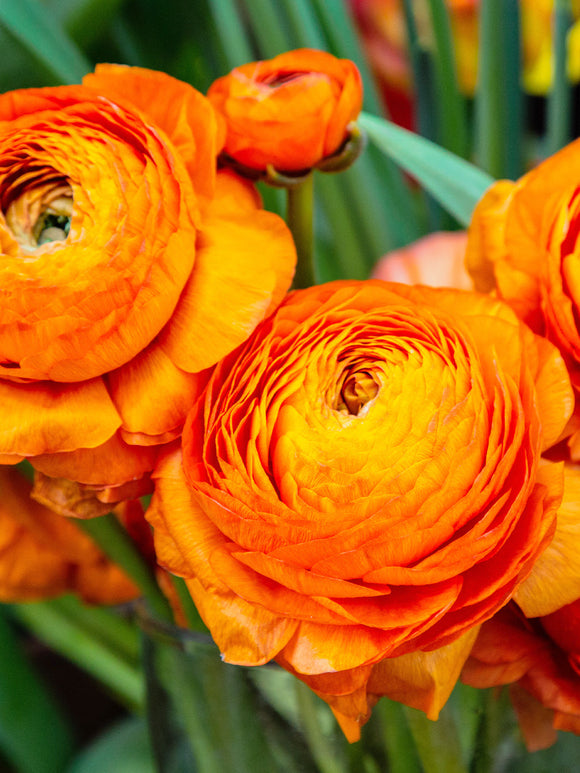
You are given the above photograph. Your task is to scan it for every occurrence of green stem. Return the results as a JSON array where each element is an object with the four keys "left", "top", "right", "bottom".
[
  {"left": 287, "top": 174, "right": 315, "bottom": 288},
  {"left": 547, "top": 0, "right": 573, "bottom": 155},
  {"left": 75, "top": 513, "right": 173, "bottom": 623},
  {"left": 294, "top": 680, "right": 347, "bottom": 773},
  {"left": 375, "top": 699, "right": 421, "bottom": 773},
  {"left": 47, "top": 593, "right": 140, "bottom": 665},
  {"left": 402, "top": 705, "right": 468, "bottom": 773}
]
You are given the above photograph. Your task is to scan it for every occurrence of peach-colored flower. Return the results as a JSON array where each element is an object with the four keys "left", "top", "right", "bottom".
[
  {"left": 372, "top": 231, "right": 472, "bottom": 289},
  {"left": 148, "top": 279, "right": 572, "bottom": 739},
  {"left": 0, "top": 65, "right": 296, "bottom": 506},
  {"left": 207, "top": 49, "right": 363, "bottom": 172}
]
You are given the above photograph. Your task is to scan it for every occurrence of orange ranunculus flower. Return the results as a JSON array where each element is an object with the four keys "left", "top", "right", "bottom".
[
  {"left": 462, "top": 463, "right": 580, "bottom": 750},
  {"left": 465, "top": 138, "right": 580, "bottom": 457},
  {"left": 0, "top": 467, "right": 141, "bottom": 603},
  {"left": 372, "top": 231, "right": 472, "bottom": 289},
  {"left": 148, "top": 279, "right": 572, "bottom": 739},
  {"left": 462, "top": 602, "right": 580, "bottom": 751},
  {"left": 0, "top": 65, "right": 296, "bottom": 503},
  {"left": 207, "top": 49, "right": 363, "bottom": 173}
]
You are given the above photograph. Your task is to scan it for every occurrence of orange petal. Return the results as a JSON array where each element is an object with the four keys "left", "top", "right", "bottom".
[
  {"left": 372, "top": 231, "right": 472, "bottom": 290},
  {"left": 509, "top": 684, "right": 558, "bottom": 752},
  {"left": 108, "top": 342, "right": 209, "bottom": 437},
  {"left": 160, "top": 199, "right": 295, "bottom": 373},
  {"left": 83, "top": 64, "right": 222, "bottom": 208},
  {"left": 31, "top": 472, "right": 113, "bottom": 519},
  {"left": 365, "top": 627, "right": 479, "bottom": 719},
  {"left": 0, "top": 377, "right": 121, "bottom": 456},
  {"left": 31, "top": 431, "right": 158, "bottom": 486},
  {"left": 515, "top": 463, "right": 580, "bottom": 616},
  {"left": 465, "top": 179, "right": 515, "bottom": 292}
]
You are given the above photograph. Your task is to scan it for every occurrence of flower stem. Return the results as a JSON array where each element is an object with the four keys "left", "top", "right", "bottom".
[
  {"left": 402, "top": 705, "right": 469, "bottom": 773},
  {"left": 75, "top": 513, "right": 173, "bottom": 623},
  {"left": 294, "top": 680, "right": 347, "bottom": 773},
  {"left": 287, "top": 174, "right": 315, "bottom": 289}
]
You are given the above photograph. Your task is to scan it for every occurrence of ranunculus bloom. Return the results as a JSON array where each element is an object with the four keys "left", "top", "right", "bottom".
[
  {"left": 465, "top": 139, "right": 580, "bottom": 457},
  {"left": 0, "top": 65, "right": 296, "bottom": 503},
  {"left": 0, "top": 467, "right": 140, "bottom": 603},
  {"left": 462, "top": 602, "right": 580, "bottom": 751},
  {"left": 207, "top": 49, "right": 363, "bottom": 172},
  {"left": 148, "top": 279, "right": 572, "bottom": 739},
  {"left": 372, "top": 231, "right": 472, "bottom": 289},
  {"left": 462, "top": 463, "right": 580, "bottom": 749}
]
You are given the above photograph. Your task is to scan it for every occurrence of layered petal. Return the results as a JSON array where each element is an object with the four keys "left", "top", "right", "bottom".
[{"left": 149, "top": 279, "right": 571, "bottom": 732}]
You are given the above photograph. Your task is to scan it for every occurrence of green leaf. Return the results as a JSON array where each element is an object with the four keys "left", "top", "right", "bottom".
[
  {"left": 143, "top": 627, "right": 310, "bottom": 773},
  {"left": 10, "top": 599, "right": 143, "bottom": 711},
  {"left": 0, "top": 607, "right": 74, "bottom": 773},
  {"left": 67, "top": 717, "right": 155, "bottom": 773},
  {"left": 360, "top": 112, "right": 494, "bottom": 227},
  {"left": 403, "top": 702, "right": 469, "bottom": 773},
  {"left": 425, "top": 0, "right": 468, "bottom": 158},
  {"left": 547, "top": 0, "right": 574, "bottom": 156},
  {"left": 474, "top": 0, "right": 523, "bottom": 178},
  {"left": 0, "top": 0, "right": 91, "bottom": 84}
]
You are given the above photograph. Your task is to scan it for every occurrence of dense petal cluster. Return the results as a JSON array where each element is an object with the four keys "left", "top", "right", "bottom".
[
  {"left": 148, "top": 279, "right": 572, "bottom": 737},
  {"left": 207, "top": 48, "right": 363, "bottom": 172},
  {"left": 0, "top": 65, "right": 296, "bottom": 499}
]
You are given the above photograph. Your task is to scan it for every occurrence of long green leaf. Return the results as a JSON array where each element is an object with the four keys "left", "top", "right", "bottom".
[
  {"left": 67, "top": 717, "right": 155, "bottom": 773},
  {"left": 206, "top": 0, "right": 255, "bottom": 68},
  {"left": 0, "top": 608, "right": 74, "bottom": 773},
  {"left": 360, "top": 112, "right": 494, "bottom": 226},
  {"left": 11, "top": 600, "right": 143, "bottom": 711},
  {"left": 474, "top": 0, "right": 522, "bottom": 178},
  {"left": 425, "top": 0, "right": 468, "bottom": 157},
  {"left": 547, "top": 0, "right": 574, "bottom": 156},
  {"left": 0, "top": 0, "right": 91, "bottom": 84}
]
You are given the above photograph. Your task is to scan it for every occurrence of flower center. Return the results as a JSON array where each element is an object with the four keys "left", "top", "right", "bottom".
[
  {"left": 262, "top": 71, "right": 305, "bottom": 88},
  {"left": 4, "top": 180, "right": 73, "bottom": 252},
  {"left": 335, "top": 369, "right": 380, "bottom": 415}
]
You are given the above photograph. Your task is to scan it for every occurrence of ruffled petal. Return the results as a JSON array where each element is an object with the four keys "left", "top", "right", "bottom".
[
  {"left": 0, "top": 377, "right": 121, "bottom": 456},
  {"left": 160, "top": 186, "right": 296, "bottom": 373},
  {"left": 515, "top": 463, "right": 580, "bottom": 617}
]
